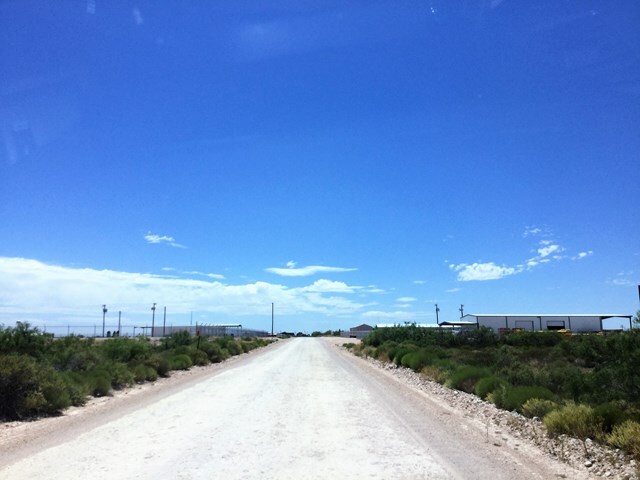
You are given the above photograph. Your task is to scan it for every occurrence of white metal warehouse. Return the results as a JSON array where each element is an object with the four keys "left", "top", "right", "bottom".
[{"left": 445, "top": 314, "right": 633, "bottom": 333}]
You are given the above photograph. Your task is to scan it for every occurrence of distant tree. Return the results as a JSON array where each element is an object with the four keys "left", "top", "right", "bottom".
[{"left": 634, "top": 310, "right": 640, "bottom": 328}]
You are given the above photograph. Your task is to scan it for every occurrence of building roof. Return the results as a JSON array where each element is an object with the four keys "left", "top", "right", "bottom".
[
  {"left": 350, "top": 324, "right": 374, "bottom": 331},
  {"left": 464, "top": 314, "right": 631, "bottom": 319}
]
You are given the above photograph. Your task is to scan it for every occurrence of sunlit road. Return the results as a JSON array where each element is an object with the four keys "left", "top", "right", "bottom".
[{"left": 1, "top": 338, "right": 572, "bottom": 479}]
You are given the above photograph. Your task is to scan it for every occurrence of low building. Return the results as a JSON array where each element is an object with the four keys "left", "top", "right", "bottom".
[
  {"left": 348, "top": 324, "right": 374, "bottom": 339},
  {"left": 442, "top": 314, "right": 633, "bottom": 334}
]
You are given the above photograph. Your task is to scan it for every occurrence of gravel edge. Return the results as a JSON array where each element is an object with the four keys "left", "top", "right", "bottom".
[{"left": 344, "top": 347, "right": 638, "bottom": 480}]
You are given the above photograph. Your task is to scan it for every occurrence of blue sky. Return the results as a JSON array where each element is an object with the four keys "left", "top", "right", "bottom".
[{"left": 1, "top": 1, "right": 638, "bottom": 334}]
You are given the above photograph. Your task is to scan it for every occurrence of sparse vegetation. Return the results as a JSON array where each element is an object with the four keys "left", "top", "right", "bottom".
[
  {"left": 349, "top": 324, "right": 640, "bottom": 462},
  {"left": 0, "top": 323, "right": 273, "bottom": 420}
]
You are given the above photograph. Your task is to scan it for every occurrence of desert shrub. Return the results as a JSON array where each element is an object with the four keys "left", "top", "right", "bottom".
[
  {"left": 189, "top": 349, "right": 209, "bottom": 366},
  {"left": 343, "top": 343, "right": 356, "bottom": 350},
  {"left": 170, "top": 354, "right": 192, "bottom": 370},
  {"left": 101, "top": 337, "right": 151, "bottom": 364},
  {"left": 475, "top": 376, "right": 507, "bottom": 399},
  {"left": 84, "top": 369, "right": 112, "bottom": 397},
  {"left": 225, "top": 340, "right": 243, "bottom": 356},
  {"left": 199, "top": 342, "right": 227, "bottom": 363},
  {"left": 59, "top": 371, "right": 90, "bottom": 406},
  {"left": 145, "top": 366, "right": 158, "bottom": 381},
  {"left": 105, "top": 362, "right": 134, "bottom": 389},
  {"left": 160, "top": 330, "right": 192, "bottom": 349},
  {"left": 45, "top": 335, "right": 100, "bottom": 371},
  {"left": 401, "top": 350, "right": 432, "bottom": 372},
  {"left": 133, "top": 364, "right": 148, "bottom": 383},
  {"left": 545, "top": 364, "right": 587, "bottom": 399},
  {"left": 500, "top": 363, "right": 537, "bottom": 387},
  {"left": 544, "top": 402, "right": 601, "bottom": 440},
  {"left": 506, "top": 331, "right": 564, "bottom": 348},
  {"left": 593, "top": 402, "right": 627, "bottom": 433},
  {"left": 145, "top": 354, "right": 171, "bottom": 377},
  {"left": 492, "top": 385, "right": 554, "bottom": 412},
  {"left": 393, "top": 345, "right": 417, "bottom": 366},
  {"left": 521, "top": 398, "right": 558, "bottom": 418},
  {"left": 0, "top": 354, "right": 43, "bottom": 419},
  {"left": 0, "top": 323, "right": 53, "bottom": 359},
  {"left": 607, "top": 420, "right": 640, "bottom": 459},
  {"left": 454, "top": 327, "right": 499, "bottom": 348},
  {"left": 0, "top": 354, "right": 70, "bottom": 418},
  {"left": 421, "top": 365, "right": 449, "bottom": 384},
  {"left": 40, "top": 371, "right": 71, "bottom": 414},
  {"left": 447, "top": 366, "right": 491, "bottom": 393}
]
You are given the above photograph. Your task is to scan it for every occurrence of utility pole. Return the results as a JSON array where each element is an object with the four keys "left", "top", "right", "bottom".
[
  {"left": 117, "top": 311, "right": 121, "bottom": 335},
  {"left": 459, "top": 304, "right": 464, "bottom": 319},
  {"left": 271, "top": 302, "right": 274, "bottom": 337},
  {"left": 435, "top": 303, "right": 440, "bottom": 325},
  {"left": 162, "top": 306, "right": 167, "bottom": 337},
  {"left": 151, "top": 303, "right": 156, "bottom": 337},
  {"left": 102, "top": 304, "right": 108, "bottom": 337}
]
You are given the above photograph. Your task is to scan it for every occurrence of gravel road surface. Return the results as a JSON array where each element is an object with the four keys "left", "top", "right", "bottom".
[{"left": 1, "top": 338, "right": 580, "bottom": 479}]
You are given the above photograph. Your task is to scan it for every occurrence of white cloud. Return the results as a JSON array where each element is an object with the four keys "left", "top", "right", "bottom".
[
  {"left": 300, "top": 279, "right": 355, "bottom": 293},
  {"left": 144, "top": 232, "right": 186, "bottom": 249},
  {"left": 0, "top": 257, "right": 365, "bottom": 325},
  {"left": 265, "top": 264, "right": 357, "bottom": 277},
  {"left": 450, "top": 262, "right": 519, "bottom": 281},
  {"left": 537, "top": 244, "right": 561, "bottom": 258},
  {"left": 608, "top": 271, "right": 636, "bottom": 287},
  {"left": 413, "top": 280, "right": 427, "bottom": 285},
  {"left": 523, "top": 226, "right": 543, "bottom": 237},
  {"left": 573, "top": 251, "right": 593, "bottom": 260},
  {"left": 446, "top": 287, "right": 461, "bottom": 293},
  {"left": 396, "top": 297, "right": 416, "bottom": 302}
]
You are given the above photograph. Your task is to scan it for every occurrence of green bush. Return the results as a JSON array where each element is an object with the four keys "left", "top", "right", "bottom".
[
  {"left": 475, "top": 376, "right": 507, "bottom": 399},
  {"left": 160, "top": 330, "right": 192, "bottom": 349},
  {"left": 189, "top": 349, "right": 209, "bottom": 366},
  {"left": 199, "top": 342, "right": 227, "bottom": 363},
  {"left": 145, "top": 366, "right": 158, "bottom": 381},
  {"left": 170, "top": 354, "right": 192, "bottom": 370},
  {"left": 84, "top": 369, "right": 112, "bottom": 397},
  {"left": 544, "top": 402, "right": 601, "bottom": 440},
  {"left": 393, "top": 345, "right": 417, "bottom": 366},
  {"left": 145, "top": 354, "right": 171, "bottom": 377},
  {"left": 491, "top": 385, "right": 554, "bottom": 412},
  {"left": 132, "top": 364, "right": 148, "bottom": 383},
  {"left": 60, "top": 371, "right": 90, "bottom": 406},
  {"left": 106, "top": 362, "right": 135, "bottom": 389},
  {"left": 447, "top": 366, "right": 491, "bottom": 393},
  {"left": 521, "top": 398, "right": 558, "bottom": 418},
  {"left": 101, "top": 337, "right": 151, "bottom": 364},
  {"left": 607, "top": 420, "right": 640, "bottom": 459},
  {"left": 593, "top": 402, "right": 627, "bottom": 433}
]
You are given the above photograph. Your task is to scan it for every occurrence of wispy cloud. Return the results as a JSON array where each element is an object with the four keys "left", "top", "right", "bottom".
[
  {"left": 573, "top": 251, "right": 593, "bottom": 260},
  {"left": 523, "top": 226, "right": 543, "bottom": 237},
  {"left": 607, "top": 271, "right": 636, "bottom": 287},
  {"left": 396, "top": 297, "right": 416, "bottom": 302},
  {"left": 161, "top": 267, "right": 224, "bottom": 279},
  {"left": 446, "top": 287, "right": 461, "bottom": 293},
  {"left": 144, "top": 232, "right": 186, "bottom": 249},
  {"left": 265, "top": 263, "right": 356, "bottom": 277},
  {"left": 413, "top": 280, "right": 427, "bottom": 285}
]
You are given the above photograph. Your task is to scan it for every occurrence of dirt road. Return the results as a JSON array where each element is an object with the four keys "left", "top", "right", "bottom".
[{"left": 0, "top": 338, "right": 584, "bottom": 479}]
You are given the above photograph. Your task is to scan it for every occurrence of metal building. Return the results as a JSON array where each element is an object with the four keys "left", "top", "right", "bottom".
[{"left": 443, "top": 314, "right": 633, "bottom": 333}]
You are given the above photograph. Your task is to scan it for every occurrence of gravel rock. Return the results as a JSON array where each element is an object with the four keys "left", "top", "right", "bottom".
[{"left": 355, "top": 352, "right": 639, "bottom": 480}]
